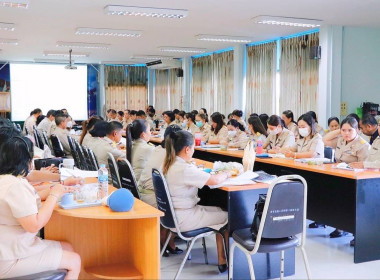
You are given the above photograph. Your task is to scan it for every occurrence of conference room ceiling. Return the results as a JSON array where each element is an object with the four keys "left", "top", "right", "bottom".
[{"left": 0, "top": 0, "right": 379, "bottom": 64}]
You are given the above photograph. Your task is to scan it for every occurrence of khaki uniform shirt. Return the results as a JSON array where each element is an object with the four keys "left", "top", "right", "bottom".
[
  {"left": 334, "top": 135, "right": 370, "bottom": 163},
  {"left": 208, "top": 126, "right": 228, "bottom": 143},
  {"left": 264, "top": 128, "right": 295, "bottom": 150},
  {"left": 200, "top": 123, "right": 212, "bottom": 143},
  {"left": 250, "top": 133, "right": 267, "bottom": 143},
  {"left": 227, "top": 130, "right": 249, "bottom": 149},
  {"left": 287, "top": 122, "right": 299, "bottom": 140},
  {"left": 316, "top": 123, "right": 325, "bottom": 136},
  {"left": 23, "top": 116, "right": 36, "bottom": 136},
  {"left": 364, "top": 137, "right": 380, "bottom": 168},
  {"left": 53, "top": 127, "right": 72, "bottom": 156},
  {"left": 291, "top": 133, "right": 324, "bottom": 158},
  {"left": 87, "top": 137, "right": 126, "bottom": 168},
  {"left": 36, "top": 118, "right": 53, "bottom": 134},
  {"left": 131, "top": 139, "right": 155, "bottom": 182},
  {"left": 185, "top": 123, "right": 200, "bottom": 135}
]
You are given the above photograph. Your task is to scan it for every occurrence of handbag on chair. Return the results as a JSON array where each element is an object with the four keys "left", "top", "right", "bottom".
[{"left": 250, "top": 194, "right": 267, "bottom": 238}]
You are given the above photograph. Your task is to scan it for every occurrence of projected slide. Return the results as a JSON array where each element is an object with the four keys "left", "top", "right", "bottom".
[{"left": 10, "top": 63, "right": 88, "bottom": 121}]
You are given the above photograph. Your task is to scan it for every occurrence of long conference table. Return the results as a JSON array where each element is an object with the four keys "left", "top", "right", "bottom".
[{"left": 150, "top": 137, "right": 380, "bottom": 264}]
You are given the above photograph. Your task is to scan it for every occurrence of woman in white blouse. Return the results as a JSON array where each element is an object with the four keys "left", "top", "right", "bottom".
[
  {"left": 208, "top": 112, "right": 228, "bottom": 144},
  {"left": 223, "top": 119, "right": 249, "bottom": 149}
]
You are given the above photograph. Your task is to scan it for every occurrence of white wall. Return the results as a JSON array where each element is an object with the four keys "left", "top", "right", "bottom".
[{"left": 341, "top": 27, "right": 380, "bottom": 116}]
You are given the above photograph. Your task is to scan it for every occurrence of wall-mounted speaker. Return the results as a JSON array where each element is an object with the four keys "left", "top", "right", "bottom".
[
  {"left": 176, "top": 68, "right": 183, "bottom": 77},
  {"left": 310, "top": 46, "right": 321, "bottom": 60}
]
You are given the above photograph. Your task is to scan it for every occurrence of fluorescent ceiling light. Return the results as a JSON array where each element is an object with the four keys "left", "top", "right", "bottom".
[
  {"left": 159, "top": 47, "right": 206, "bottom": 54},
  {"left": 131, "top": 55, "right": 175, "bottom": 60},
  {"left": 0, "top": 38, "right": 18, "bottom": 45},
  {"left": 76, "top": 28, "right": 142, "bottom": 37},
  {"left": 43, "top": 51, "right": 89, "bottom": 58},
  {"left": 102, "top": 61, "right": 137, "bottom": 65},
  {"left": 104, "top": 5, "right": 188, "bottom": 19},
  {"left": 34, "top": 58, "right": 75, "bottom": 64},
  {"left": 0, "top": 22, "right": 15, "bottom": 31},
  {"left": 252, "top": 16, "right": 322, "bottom": 28},
  {"left": 56, "top": 41, "right": 110, "bottom": 49},
  {"left": 0, "top": 0, "right": 28, "bottom": 8},
  {"left": 196, "top": 34, "right": 252, "bottom": 43}
]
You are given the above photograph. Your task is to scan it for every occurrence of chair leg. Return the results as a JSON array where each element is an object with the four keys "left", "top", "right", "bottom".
[
  {"left": 228, "top": 243, "right": 236, "bottom": 280},
  {"left": 280, "top": 250, "right": 285, "bottom": 280},
  {"left": 187, "top": 241, "right": 192, "bottom": 260},
  {"left": 299, "top": 247, "right": 311, "bottom": 280},
  {"left": 243, "top": 250, "right": 255, "bottom": 280},
  {"left": 161, "top": 232, "right": 172, "bottom": 258},
  {"left": 174, "top": 238, "right": 196, "bottom": 280},
  {"left": 202, "top": 237, "right": 208, "bottom": 264}
]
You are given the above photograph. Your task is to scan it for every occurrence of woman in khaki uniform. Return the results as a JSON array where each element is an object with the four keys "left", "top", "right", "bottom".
[
  {"left": 263, "top": 115, "right": 295, "bottom": 153},
  {"left": 306, "top": 111, "right": 325, "bottom": 136},
  {"left": 323, "top": 116, "right": 370, "bottom": 240},
  {"left": 350, "top": 127, "right": 380, "bottom": 169},
  {"left": 223, "top": 119, "right": 249, "bottom": 149},
  {"left": 247, "top": 116, "right": 268, "bottom": 143},
  {"left": 184, "top": 113, "right": 200, "bottom": 135},
  {"left": 282, "top": 110, "right": 299, "bottom": 140},
  {"left": 195, "top": 113, "right": 211, "bottom": 143},
  {"left": 163, "top": 130, "right": 231, "bottom": 272},
  {"left": 282, "top": 114, "right": 324, "bottom": 159},
  {"left": 208, "top": 112, "right": 228, "bottom": 144}
]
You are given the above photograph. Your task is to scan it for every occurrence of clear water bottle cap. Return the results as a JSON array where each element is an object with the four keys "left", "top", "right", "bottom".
[{"left": 100, "top": 164, "right": 106, "bottom": 168}]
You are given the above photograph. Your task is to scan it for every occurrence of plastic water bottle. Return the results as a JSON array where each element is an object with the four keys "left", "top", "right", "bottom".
[
  {"left": 256, "top": 138, "right": 263, "bottom": 154},
  {"left": 98, "top": 164, "right": 109, "bottom": 199}
]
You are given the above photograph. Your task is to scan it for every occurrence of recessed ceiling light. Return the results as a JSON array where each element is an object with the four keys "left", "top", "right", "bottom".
[
  {"left": 76, "top": 28, "right": 142, "bottom": 37},
  {"left": 159, "top": 47, "right": 206, "bottom": 54},
  {"left": 131, "top": 55, "right": 175, "bottom": 60},
  {"left": 104, "top": 5, "right": 188, "bottom": 19},
  {"left": 43, "top": 51, "right": 89, "bottom": 58},
  {"left": 0, "top": 38, "right": 18, "bottom": 45},
  {"left": 0, "top": 0, "right": 29, "bottom": 8},
  {"left": 252, "top": 16, "right": 322, "bottom": 28},
  {"left": 0, "top": 22, "right": 15, "bottom": 31},
  {"left": 34, "top": 58, "right": 75, "bottom": 64},
  {"left": 196, "top": 34, "right": 252, "bottom": 43},
  {"left": 56, "top": 41, "right": 110, "bottom": 49}
]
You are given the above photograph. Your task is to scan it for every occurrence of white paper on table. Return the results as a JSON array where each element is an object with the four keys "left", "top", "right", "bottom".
[
  {"left": 202, "top": 144, "right": 221, "bottom": 149},
  {"left": 60, "top": 168, "right": 98, "bottom": 179},
  {"left": 209, "top": 170, "right": 259, "bottom": 189},
  {"left": 33, "top": 146, "right": 44, "bottom": 158},
  {"left": 334, "top": 162, "right": 365, "bottom": 172},
  {"left": 295, "top": 158, "right": 332, "bottom": 164},
  {"left": 268, "top": 153, "right": 286, "bottom": 158}
]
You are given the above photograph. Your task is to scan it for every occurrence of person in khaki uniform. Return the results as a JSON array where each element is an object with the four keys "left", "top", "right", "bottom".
[
  {"left": 126, "top": 119, "right": 154, "bottom": 183},
  {"left": 282, "top": 110, "right": 299, "bottom": 140},
  {"left": 350, "top": 127, "right": 380, "bottom": 169},
  {"left": 247, "top": 116, "right": 268, "bottom": 143},
  {"left": 223, "top": 119, "right": 249, "bottom": 149},
  {"left": 195, "top": 113, "right": 211, "bottom": 143},
  {"left": 282, "top": 114, "right": 324, "bottom": 159},
  {"left": 208, "top": 112, "right": 228, "bottom": 144},
  {"left": 184, "top": 113, "right": 200, "bottom": 135},
  {"left": 323, "top": 116, "right": 370, "bottom": 241},
  {"left": 53, "top": 113, "right": 74, "bottom": 157},
  {"left": 263, "top": 115, "right": 295, "bottom": 153}
]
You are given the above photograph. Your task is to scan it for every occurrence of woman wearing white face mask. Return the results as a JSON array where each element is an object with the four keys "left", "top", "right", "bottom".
[
  {"left": 195, "top": 113, "right": 211, "bottom": 143},
  {"left": 183, "top": 113, "right": 200, "bottom": 135},
  {"left": 281, "top": 114, "right": 324, "bottom": 159},
  {"left": 223, "top": 119, "right": 249, "bottom": 149},
  {"left": 263, "top": 115, "right": 295, "bottom": 153}
]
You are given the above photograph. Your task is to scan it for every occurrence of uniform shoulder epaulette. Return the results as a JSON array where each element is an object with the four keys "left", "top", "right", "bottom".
[{"left": 360, "top": 139, "right": 367, "bottom": 145}]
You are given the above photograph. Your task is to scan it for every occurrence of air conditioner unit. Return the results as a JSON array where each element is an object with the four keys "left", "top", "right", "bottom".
[{"left": 146, "top": 59, "right": 181, "bottom": 69}]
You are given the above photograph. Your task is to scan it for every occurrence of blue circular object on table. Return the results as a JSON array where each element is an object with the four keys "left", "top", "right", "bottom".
[
  {"left": 203, "top": 168, "right": 212, "bottom": 173},
  {"left": 108, "top": 189, "right": 135, "bottom": 212}
]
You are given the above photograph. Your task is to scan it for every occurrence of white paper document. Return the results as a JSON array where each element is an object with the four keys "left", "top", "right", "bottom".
[
  {"left": 295, "top": 158, "right": 332, "bottom": 164},
  {"left": 209, "top": 170, "right": 259, "bottom": 189},
  {"left": 60, "top": 168, "right": 98, "bottom": 179}
]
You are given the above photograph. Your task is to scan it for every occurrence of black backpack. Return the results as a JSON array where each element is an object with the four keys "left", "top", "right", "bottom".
[{"left": 250, "top": 194, "right": 267, "bottom": 238}]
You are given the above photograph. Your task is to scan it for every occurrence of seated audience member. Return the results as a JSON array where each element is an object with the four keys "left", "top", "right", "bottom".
[
  {"left": 53, "top": 113, "right": 73, "bottom": 157},
  {"left": 23, "top": 108, "right": 42, "bottom": 135},
  {"left": 173, "top": 109, "right": 180, "bottom": 125},
  {"left": 61, "top": 108, "right": 68, "bottom": 115},
  {"left": 147, "top": 108, "right": 156, "bottom": 131},
  {"left": 117, "top": 111, "right": 124, "bottom": 123},
  {"left": 191, "top": 109, "right": 198, "bottom": 115},
  {"left": 306, "top": 111, "right": 324, "bottom": 136},
  {"left": 146, "top": 105, "right": 154, "bottom": 114},
  {"left": 249, "top": 113, "right": 259, "bottom": 118},
  {"left": 232, "top": 109, "right": 247, "bottom": 131},
  {"left": 130, "top": 110, "right": 137, "bottom": 122},
  {"left": 360, "top": 114, "right": 379, "bottom": 144},
  {"left": 199, "top": 108, "right": 209, "bottom": 122},
  {"left": 282, "top": 110, "right": 299, "bottom": 140},
  {"left": 79, "top": 116, "right": 103, "bottom": 146},
  {"left": 176, "top": 110, "right": 186, "bottom": 125},
  {"left": 281, "top": 114, "right": 324, "bottom": 159},
  {"left": 123, "top": 110, "right": 132, "bottom": 129},
  {"left": 323, "top": 116, "right": 370, "bottom": 240},
  {"left": 162, "top": 111, "right": 176, "bottom": 128},
  {"left": 126, "top": 120, "right": 154, "bottom": 182},
  {"left": 107, "top": 109, "right": 118, "bottom": 122},
  {"left": 36, "top": 115, "right": 45, "bottom": 127},
  {"left": 263, "top": 115, "right": 295, "bottom": 153},
  {"left": 208, "top": 112, "right": 228, "bottom": 144},
  {"left": 163, "top": 130, "right": 231, "bottom": 272},
  {"left": 195, "top": 113, "right": 212, "bottom": 143},
  {"left": 0, "top": 136, "right": 81, "bottom": 279},
  {"left": 326, "top": 117, "right": 340, "bottom": 133},
  {"left": 37, "top": 110, "right": 56, "bottom": 134},
  {"left": 87, "top": 121, "right": 126, "bottom": 169},
  {"left": 247, "top": 116, "right": 268, "bottom": 142},
  {"left": 66, "top": 116, "right": 74, "bottom": 132},
  {"left": 224, "top": 119, "right": 249, "bottom": 149},
  {"left": 184, "top": 113, "right": 200, "bottom": 135},
  {"left": 259, "top": 113, "right": 269, "bottom": 131},
  {"left": 136, "top": 110, "right": 147, "bottom": 120}
]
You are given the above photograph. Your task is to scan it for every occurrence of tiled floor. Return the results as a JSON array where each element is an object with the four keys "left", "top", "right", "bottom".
[{"left": 161, "top": 223, "right": 380, "bottom": 279}]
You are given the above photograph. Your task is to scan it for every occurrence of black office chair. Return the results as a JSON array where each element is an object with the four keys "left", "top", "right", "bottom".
[
  {"left": 81, "top": 145, "right": 96, "bottom": 171},
  {"left": 33, "top": 126, "right": 44, "bottom": 148},
  {"left": 50, "top": 134, "right": 66, "bottom": 157},
  {"left": 87, "top": 147, "right": 99, "bottom": 171},
  {"left": 41, "top": 131, "right": 52, "bottom": 150},
  {"left": 74, "top": 140, "right": 88, "bottom": 170},
  {"left": 324, "top": 146, "right": 335, "bottom": 162},
  {"left": 152, "top": 168, "right": 228, "bottom": 280},
  {"left": 67, "top": 136, "right": 81, "bottom": 169},
  {"left": 5, "top": 269, "right": 67, "bottom": 280},
  {"left": 107, "top": 152, "right": 122, "bottom": 188},
  {"left": 228, "top": 175, "right": 311, "bottom": 280},
  {"left": 117, "top": 158, "right": 140, "bottom": 199}
]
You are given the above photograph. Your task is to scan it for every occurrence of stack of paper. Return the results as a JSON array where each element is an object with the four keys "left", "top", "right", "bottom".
[{"left": 209, "top": 170, "right": 258, "bottom": 189}]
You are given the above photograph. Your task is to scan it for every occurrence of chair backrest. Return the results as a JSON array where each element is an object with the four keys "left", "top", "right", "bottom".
[
  {"left": 74, "top": 140, "right": 88, "bottom": 170},
  {"left": 87, "top": 147, "right": 99, "bottom": 170},
  {"left": 151, "top": 168, "right": 177, "bottom": 230},
  {"left": 324, "top": 147, "right": 335, "bottom": 161},
  {"left": 67, "top": 136, "right": 80, "bottom": 168},
  {"left": 41, "top": 131, "right": 52, "bottom": 150},
  {"left": 33, "top": 126, "right": 44, "bottom": 148},
  {"left": 117, "top": 158, "right": 140, "bottom": 199},
  {"left": 107, "top": 152, "right": 122, "bottom": 188},
  {"left": 50, "top": 134, "right": 65, "bottom": 157},
  {"left": 81, "top": 145, "right": 94, "bottom": 170}
]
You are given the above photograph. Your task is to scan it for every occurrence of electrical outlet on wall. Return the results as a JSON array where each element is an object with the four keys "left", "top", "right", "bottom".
[{"left": 340, "top": 102, "right": 347, "bottom": 116}]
